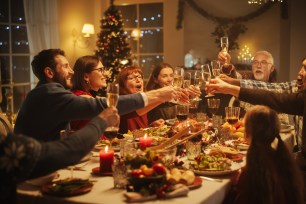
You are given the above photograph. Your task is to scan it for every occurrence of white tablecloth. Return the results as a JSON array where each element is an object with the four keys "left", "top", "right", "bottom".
[
  {"left": 17, "top": 129, "right": 294, "bottom": 204},
  {"left": 17, "top": 155, "right": 234, "bottom": 204}
]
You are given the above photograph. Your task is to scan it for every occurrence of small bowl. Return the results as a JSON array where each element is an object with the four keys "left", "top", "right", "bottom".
[
  {"left": 127, "top": 175, "right": 166, "bottom": 195},
  {"left": 155, "top": 147, "right": 177, "bottom": 167}
]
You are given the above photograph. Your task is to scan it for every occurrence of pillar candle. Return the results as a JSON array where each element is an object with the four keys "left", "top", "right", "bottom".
[
  {"left": 139, "top": 134, "right": 153, "bottom": 150},
  {"left": 99, "top": 146, "right": 114, "bottom": 173}
]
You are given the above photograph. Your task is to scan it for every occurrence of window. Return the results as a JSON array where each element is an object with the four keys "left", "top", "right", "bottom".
[
  {"left": 117, "top": 2, "right": 164, "bottom": 79},
  {"left": 0, "top": 0, "right": 31, "bottom": 115}
]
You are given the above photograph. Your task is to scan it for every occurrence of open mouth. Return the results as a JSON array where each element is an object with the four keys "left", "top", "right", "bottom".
[{"left": 135, "top": 84, "right": 142, "bottom": 92}]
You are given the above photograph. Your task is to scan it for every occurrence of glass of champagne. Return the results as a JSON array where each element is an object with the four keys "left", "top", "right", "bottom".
[
  {"left": 211, "top": 60, "right": 221, "bottom": 78},
  {"left": 171, "top": 67, "right": 184, "bottom": 103},
  {"left": 221, "top": 36, "right": 229, "bottom": 56},
  {"left": 207, "top": 98, "right": 220, "bottom": 117},
  {"left": 225, "top": 107, "right": 240, "bottom": 126},
  {"left": 183, "top": 71, "right": 191, "bottom": 89},
  {"left": 105, "top": 82, "right": 119, "bottom": 141}
]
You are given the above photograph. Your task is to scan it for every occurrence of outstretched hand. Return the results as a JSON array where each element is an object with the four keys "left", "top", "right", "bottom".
[{"left": 205, "top": 77, "right": 240, "bottom": 97}]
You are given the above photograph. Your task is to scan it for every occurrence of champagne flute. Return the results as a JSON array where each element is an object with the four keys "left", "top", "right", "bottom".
[
  {"left": 211, "top": 60, "right": 221, "bottom": 78},
  {"left": 105, "top": 83, "right": 119, "bottom": 141},
  {"left": 201, "top": 64, "right": 213, "bottom": 97},
  {"left": 221, "top": 36, "right": 230, "bottom": 65},
  {"left": 183, "top": 71, "right": 191, "bottom": 89},
  {"left": 171, "top": 67, "right": 184, "bottom": 103}
]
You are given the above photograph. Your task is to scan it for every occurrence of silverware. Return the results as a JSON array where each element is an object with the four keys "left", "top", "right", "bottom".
[{"left": 200, "top": 176, "right": 223, "bottom": 182}]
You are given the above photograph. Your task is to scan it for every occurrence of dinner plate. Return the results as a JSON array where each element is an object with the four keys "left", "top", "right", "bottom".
[
  {"left": 193, "top": 162, "right": 241, "bottom": 176},
  {"left": 188, "top": 176, "right": 202, "bottom": 189},
  {"left": 41, "top": 178, "right": 93, "bottom": 197}
]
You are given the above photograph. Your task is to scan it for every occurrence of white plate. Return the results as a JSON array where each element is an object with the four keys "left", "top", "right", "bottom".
[{"left": 193, "top": 162, "right": 241, "bottom": 176}]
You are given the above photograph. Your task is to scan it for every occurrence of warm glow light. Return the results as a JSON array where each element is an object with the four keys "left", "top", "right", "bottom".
[
  {"left": 104, "top": 145, "right": 109, "bottom": 152},
  {"left": 144, "top": 133, "right": 147, "bottom": 139},
  {"left": 237, "top": 45, "right": 253, "bottom": 64},
  {"left": 82, "top": 23, "right": 95, "bottom": 37},
  {"left": 131, "top": 28, "right": 142, "bottom": 40}
]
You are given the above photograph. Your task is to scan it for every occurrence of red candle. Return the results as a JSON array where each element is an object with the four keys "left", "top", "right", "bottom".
[
  {"left": 99, "top": 146, "right": 114, "bottom": 173},
  {"left": 139, "top": 134, "right": 153, "bottom": 150}
]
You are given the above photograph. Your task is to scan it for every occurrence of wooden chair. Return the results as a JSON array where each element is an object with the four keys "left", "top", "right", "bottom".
[{"left": 0, "top": 113, "right": 13, "bottom": 136}]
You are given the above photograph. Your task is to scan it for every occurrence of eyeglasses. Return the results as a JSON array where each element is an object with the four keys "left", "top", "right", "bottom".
[
  {"left": 252, "top": 60, "right": 272, "bottom": 67},
  {"left": 127, "top": 75, "right": 143, "bottom": 81},
  {"left": 93, "top": 67, "right": 105, "bottom": 73}
]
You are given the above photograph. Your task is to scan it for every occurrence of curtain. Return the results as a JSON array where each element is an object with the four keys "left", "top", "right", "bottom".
[{"left": 23, "top": 0, "right": 60, "bottom": 86}]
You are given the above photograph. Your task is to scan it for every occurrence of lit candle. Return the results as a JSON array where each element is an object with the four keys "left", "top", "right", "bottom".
[
  {"left": 139, "top": 133, "right": 153, "bottom": 150},
  {"left": 99, "top": 146, "right": 114, "bottom": 173}
]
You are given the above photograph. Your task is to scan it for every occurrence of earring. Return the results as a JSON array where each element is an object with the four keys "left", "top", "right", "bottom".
[{"left": 85, "top": 80, "right": 89, "bottom": 84}]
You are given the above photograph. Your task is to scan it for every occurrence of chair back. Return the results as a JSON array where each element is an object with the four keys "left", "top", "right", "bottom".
[{"left": 0, "top": 113, "right": 13, "bottom": 136}]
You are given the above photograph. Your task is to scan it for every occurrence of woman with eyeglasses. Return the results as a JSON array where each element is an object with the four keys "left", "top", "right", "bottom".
[
  {"left": 117, "top": 66, "right": 187, "bottom": 134},
  {"left": 70, "top": 55, "right": 107, "bottom": 131}
]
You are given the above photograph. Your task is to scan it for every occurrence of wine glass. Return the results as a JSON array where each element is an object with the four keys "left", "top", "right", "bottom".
[
  {"left": 105, "top": 82, "right": 119, "bottom": 142},
  {"left": 225, "top": 107, "right": 240, "bottom": 126},
  {"left": 176, "top": 104, "right": 189, "bottom": 122},
  {"left": 207, "top": 98, "right": 220, "bottom": 117}
]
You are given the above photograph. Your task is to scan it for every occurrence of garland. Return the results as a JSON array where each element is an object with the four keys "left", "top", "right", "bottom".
[{"left": 176, "top": 0, "right": 285, "bottom": 50}]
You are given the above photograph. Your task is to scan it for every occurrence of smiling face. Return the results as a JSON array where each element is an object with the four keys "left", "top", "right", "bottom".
[
  {"left": 85, "top": 61, "right": 107, "bottom": 91},
  {"left": 53, "top": 55, "right": 74, "bottom": 89},
  {"left": 155, "top": 67, "right": 174, "bottom": 87},
  {"left": 124, "top": 71, "right": 144, "bottom": 94},
  {"left": 252, "top": 52, "right": 274, "bottom": 82},
  {"left": 296, "top": 58, "right": 306, "bottom": 91}
]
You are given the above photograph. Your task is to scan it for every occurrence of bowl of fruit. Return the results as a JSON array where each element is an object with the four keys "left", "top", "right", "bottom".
[{"left": 127, "top": 163, "right": 167, "bottom": 196}]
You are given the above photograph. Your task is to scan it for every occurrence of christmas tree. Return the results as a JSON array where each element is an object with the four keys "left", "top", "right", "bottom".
[{"left": 95, "top": 0, "right": 131, "bottom": 82}]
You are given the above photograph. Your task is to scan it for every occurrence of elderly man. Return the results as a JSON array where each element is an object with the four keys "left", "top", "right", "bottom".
[
  {"left": 219, "top": 58, "right": 306, "bottom": 151},
  {"left": 14, "top": 49, "right": 188, "bottom": 141}
]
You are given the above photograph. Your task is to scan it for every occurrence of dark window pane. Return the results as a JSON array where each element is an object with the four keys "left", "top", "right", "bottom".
[
  {"left": 117, "top": 5, "right": 137, "bottom": 28},
  {"left": 14, "top": 85, "right": 30, "bottom": 112},
  {"left": 139, "top": 55, "right": 164, "bottom": 78},
  {"left": 139, "top": 29, "right": 163, "bottom": 53},
  {"left": 0, "top": 56, "right": 11, "bottom": 83},
  {"left": 12, "top": 25, "right": 29, "bottom": 53},
  {"left": 125, "top": 30, "right": 137, "bottom": 53},
  {"left": 0, "top": 25, "right": 10, "bottom": 53},
  {"left": 139, "top": 3, "right": 163, "bottom": 28},
  {"left": 12, "top": 56, "right": 30, "bottom": 83},
  {"left": 11, "top": 0, "right": 26, "bottom": 23},
  {"left": 0, "top": 0, "right": 9, "bottom": 22}
]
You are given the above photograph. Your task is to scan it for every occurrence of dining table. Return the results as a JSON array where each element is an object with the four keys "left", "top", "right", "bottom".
[{"left": 16, "top": 125, "right": 295, "bottom": 204}]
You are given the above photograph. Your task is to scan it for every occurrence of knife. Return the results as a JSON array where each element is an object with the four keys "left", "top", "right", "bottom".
[{"left": 200, "top": 176, "right": 223, "bottom": 182}]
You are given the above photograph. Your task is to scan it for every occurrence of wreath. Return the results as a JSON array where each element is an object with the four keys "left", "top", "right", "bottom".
[{"left": 177, "top": 0, "right": 288, "bottom": 50}]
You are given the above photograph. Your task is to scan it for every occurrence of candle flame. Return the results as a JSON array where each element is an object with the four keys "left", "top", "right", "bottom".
[
  {"left": 105, "top": 145, "right": 109, "bottom": 152},
  {"left": 144, "top": 133, "right": 147, "bottom": 139}
]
